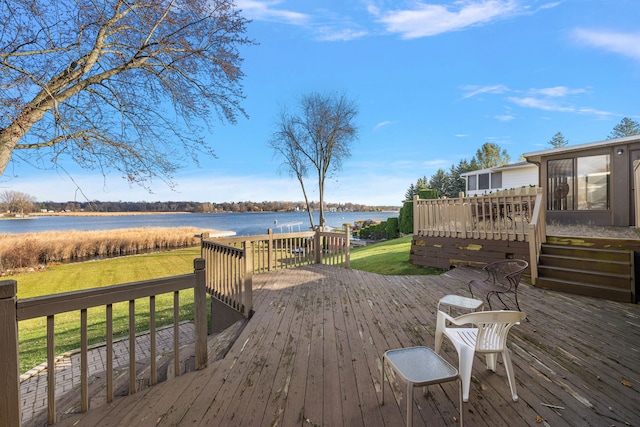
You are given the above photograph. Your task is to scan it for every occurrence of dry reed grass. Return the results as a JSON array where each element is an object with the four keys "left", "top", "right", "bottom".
[{"left": 0, "top": 227, "right": 207, "bottom": 271}]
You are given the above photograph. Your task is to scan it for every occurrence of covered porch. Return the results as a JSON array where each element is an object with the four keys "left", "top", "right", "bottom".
[{"left": 53, "top": 264, "right": 639, "bottom": 427}]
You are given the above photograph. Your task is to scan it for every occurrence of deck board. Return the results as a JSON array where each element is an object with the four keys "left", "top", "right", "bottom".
[{"left": 53, "top": 264, "right": 640, "bottom": 427}]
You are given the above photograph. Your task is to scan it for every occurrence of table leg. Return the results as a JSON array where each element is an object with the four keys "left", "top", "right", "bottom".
[
  {"left": 381, "top": 356, "right": 385, "bottom": 405},
  {"left": 407, "top": 381, "right": 413, "bottom": 427}
]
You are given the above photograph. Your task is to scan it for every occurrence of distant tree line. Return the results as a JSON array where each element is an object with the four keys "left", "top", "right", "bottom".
[
  {"left": 35, "top": 200, "right": 398, "bottom": 214},
  {"left": 1, "top": 191, "right": 36, "bottom": 216}
]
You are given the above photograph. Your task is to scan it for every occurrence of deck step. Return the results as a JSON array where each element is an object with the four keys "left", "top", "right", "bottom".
[
  {"left": 535, "top": 277, "right": 633, "bottom": 302},
  {"left": 537, "top": 244, "right": 635, "bottom": 303},
  {"left": 541, "top": 244, "right": 632, "bottom": 262}
]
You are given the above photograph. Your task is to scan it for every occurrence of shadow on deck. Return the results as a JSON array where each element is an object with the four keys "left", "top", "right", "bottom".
[{"left": 53, "top": 264, "right": 640, "bottom": 427}]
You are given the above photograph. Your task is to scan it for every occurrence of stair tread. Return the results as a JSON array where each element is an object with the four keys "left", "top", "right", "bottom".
[
  {"left": 536, "top": 276, "right": 633, "bottom": 292},
  {"left": 538, "top": 264, "right": 631, "bottom": 278},
  {"left": 539, "top": 253, "right": 631, "bottom": 264},
  {"left": 541, "top": 244, "right": 632, "bottom": 254}
]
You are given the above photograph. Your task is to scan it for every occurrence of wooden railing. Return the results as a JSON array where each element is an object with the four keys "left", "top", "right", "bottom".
[
  {"left": 1, "top": 259, "right": 208, "bottom": 427},
  {"left": 527, "top": 189, "right": 546, "bottom": 284},
  {"left": 201, "top": 227, "right": 351, "bottom": 317},
  {"left": 414, "top": 188, "right": 546, "bottom": 281},
  {"left": 201, "top": 240, "right": 254, "bottom": 318}
]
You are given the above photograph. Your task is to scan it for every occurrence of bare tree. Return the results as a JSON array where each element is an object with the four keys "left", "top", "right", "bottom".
[
  {"left": 270, "top": 92, "right": 359, "bottom": 229},
  {"left": 0, "top": 0, "right": 252, "bottom": 188},
  {"left": 0, "top": 190, "right": 35, "bottom": 215}
]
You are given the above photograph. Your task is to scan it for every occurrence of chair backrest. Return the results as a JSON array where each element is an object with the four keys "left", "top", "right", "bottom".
[
  {"left": 452, "top": 310, "right": 526, "bottom": 352},
  {"left": 484, "top": 259, "right": 528, "bottom": 289}
]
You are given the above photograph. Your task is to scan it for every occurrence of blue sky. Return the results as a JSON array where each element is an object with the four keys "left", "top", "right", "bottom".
[{"left": 5, "top": 0, "right": 640, "bottom": 206}]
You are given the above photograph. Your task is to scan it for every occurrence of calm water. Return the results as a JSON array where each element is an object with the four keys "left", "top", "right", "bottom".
[{"left": 0, "top": 211, "right": 399, "bottom": 236}]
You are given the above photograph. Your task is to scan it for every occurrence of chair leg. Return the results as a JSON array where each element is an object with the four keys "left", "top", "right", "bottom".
[
  {"left": 435, "top": 316, "right": 445, "bottom": 354},
  {"left": 458, "top": 347, "right": 474, "bottom": 402},
  {"left": 485, "top": 353, "right": 497, "bottom": 372},
  {"left": 494, "top": 292, "right": 510, "bottom": 310},
  {"left": 485, "top": 292, "right": 494, "bottom": 310},
  {"left": 501, "top": 349, "right": 519, "bottom": 402},
  {"left": 458, "top": 378, "right": 464, "bottom": 427},
  {"left": 514, "top": 291, "right": 521, "bottom": 311}
]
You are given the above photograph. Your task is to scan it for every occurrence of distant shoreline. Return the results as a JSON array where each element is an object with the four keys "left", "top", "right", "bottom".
[
  {"left": 31, "top": 211, "right": 191, "bottom": 217},
  {"left": 27, "top": 210, "right": 399, "bottom": 217}
]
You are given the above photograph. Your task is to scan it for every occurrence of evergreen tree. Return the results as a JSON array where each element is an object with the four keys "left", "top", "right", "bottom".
[
  {"left": 548, "top": 132, "right": 568, "bottom": 148},
  {"left": 404, "top": 184, "right": 416, "bottom": 201},
  {"left": 609, "top": 117, "right": 640, "bottom": 139},
  {"left": 428, "top": 169, "right": 450, "bottom": 198}
]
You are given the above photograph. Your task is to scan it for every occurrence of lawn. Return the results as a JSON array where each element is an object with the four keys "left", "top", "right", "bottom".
[{"left": 350, "top": 236, "right": 442, "bottom": 275}]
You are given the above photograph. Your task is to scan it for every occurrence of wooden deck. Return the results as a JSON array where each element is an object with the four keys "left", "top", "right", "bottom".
[{"left": 54, "top": 264, "right": 640, "bottom": 427}]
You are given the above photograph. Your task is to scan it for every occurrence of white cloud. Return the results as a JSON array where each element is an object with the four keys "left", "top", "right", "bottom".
[
  {"left": 572, "top": 28, "right": 640, "bottom": 62},
  {"left": 373, "top": 120, "right": 394, "bottom": 131},
  {"left": 507, "top": 96, "right": 574, "bottom": 112},
  {"left": 495, "top": 114, "right": 516, "bottom": 122},
  {"left": 529, "top": 86, "right": 586, "bottom": 97},
  {"left": 373, "top": 0, "right": 519, "bottom": 39},
  {"left": 315, "top": 27, "right": 368, "bottom": 41},
  {"left": 461, "top": 84, "right": 510, "bottom": 99},
  {"left": 234, "top": 0, "right": 310, "bottom": 25},
  {"left": 576, "top": 107, "right": 614, "bottom": 118}
]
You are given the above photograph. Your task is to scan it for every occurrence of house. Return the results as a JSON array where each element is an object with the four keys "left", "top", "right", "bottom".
[
  {"left": 524, "top": 135, "right": 640, "bottom": 227},
  {"left": 461, "top": 161, "right": 538, "bottom": 197}
]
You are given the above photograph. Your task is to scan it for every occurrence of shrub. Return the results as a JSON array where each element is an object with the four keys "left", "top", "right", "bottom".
[
  {"left": 398, "top": 201, "right": 413, "bottom": 234},
  {"left": 386, "top": 217, "right": 399, "bottom": 239},
  {"left": 418, "top": 188, "right": 438, "bottom": 199}
]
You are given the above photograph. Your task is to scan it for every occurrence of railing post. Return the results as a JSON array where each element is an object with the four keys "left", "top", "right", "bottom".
[
  {"left": 267, "top": 229, "right": 274, "bottom": 271},
  {"left": 243, "top": 242, "right": 253, "bottom": 317},
  {"left": 413, "top": 195, "right": 419, "bottom": 236},
  {"left": 314, "top": 227, "right": 322, "bottom": 264},
  {"left": 0, "top": 280, "right": 21, "bottom": 427},
  {"left": 194, "top": 258, "right": 208, "bottom": 370},
  {"left": 344, "top": 225, "right": 351, "bottom": 269}
]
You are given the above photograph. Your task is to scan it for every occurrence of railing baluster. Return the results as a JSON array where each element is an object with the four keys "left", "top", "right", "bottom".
[
  {"left": 129, "top": 299, "right": 136, "bottom": 395},
  {"left": 150, "top": 295, "right": 156, "bottom": 386},
  {"left": 173, "top": 291, "right": 180, "bottom": 377},
  {"left": 47, "top": 314, "right": 56, "bottom": 425},
  {"left": 106, "top": 303, "right": 113, "bottom": 403},
  {"left": 81, "top": 308, "right": 88, "bottom": 412}
]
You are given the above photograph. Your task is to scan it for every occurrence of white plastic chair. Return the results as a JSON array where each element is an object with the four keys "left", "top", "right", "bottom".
[{"left": 435, "top": 310, "right": 526, "bottom": 402}]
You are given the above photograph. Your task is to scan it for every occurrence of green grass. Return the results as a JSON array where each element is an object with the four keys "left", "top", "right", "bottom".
[
  {"left": 11, "top": 238, "right": 437, "bottom": 373},
  {"left": 350, "top": 236, "right": 443, "bottom": 275},
  {"left": 11, "top": 247, "right": 201, "bottom": 373}
]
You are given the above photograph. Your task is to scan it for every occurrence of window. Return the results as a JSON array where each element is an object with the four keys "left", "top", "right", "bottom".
[
  {"left": 478, "top": 173, "right": 490, "bottom": 190},
  {"left": 547, "top": 159, "right": 573, "bottom": 210},
  {"left": 491, "top": 172, "right": 502, "bottom": 189},
  {"left": 467, "top": 175, "right": 477, "bottom": 191},
  {"left": 547, "top": 155, "right": 610, "bottom": 211},
  {"left": 577, "top": 155, "right": 610, "bottom": 210}
]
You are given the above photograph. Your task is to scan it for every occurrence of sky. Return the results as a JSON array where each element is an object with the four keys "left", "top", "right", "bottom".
[{"left": 4, "top": 0, "right": 640, "bottom": 206}]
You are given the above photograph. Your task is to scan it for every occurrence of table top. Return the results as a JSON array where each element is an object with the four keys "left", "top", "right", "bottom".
[
  {"left": 438, "top": 294, "right": 483, "bottom": 310},
  {"left": 384, "top": 346, "right": 458, "bottom": 386}
]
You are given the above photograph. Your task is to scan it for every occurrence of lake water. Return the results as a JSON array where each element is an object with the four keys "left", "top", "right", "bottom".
[{"left": 0, "top": 211, "right": 399, "bottom": 236}]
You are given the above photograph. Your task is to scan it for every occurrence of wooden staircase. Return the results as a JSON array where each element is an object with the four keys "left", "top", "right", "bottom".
[{"left": 536, "top": 243, "right": 636, "bottom": 303}]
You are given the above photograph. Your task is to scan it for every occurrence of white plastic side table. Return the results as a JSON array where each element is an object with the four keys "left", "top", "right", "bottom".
[
  {"left": 382, "top": 346, "right": 463, "bottom": 427},
  {"left": 438, "top": 294, "right": 483, "bottom": 315}
]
